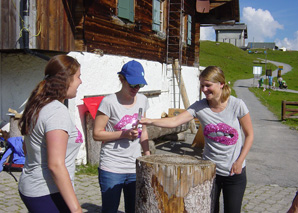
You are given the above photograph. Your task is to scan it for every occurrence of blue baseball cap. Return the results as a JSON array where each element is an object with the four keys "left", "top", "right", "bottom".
[{"left": 117, "top": 60, "right": 147, "bottom": 85}]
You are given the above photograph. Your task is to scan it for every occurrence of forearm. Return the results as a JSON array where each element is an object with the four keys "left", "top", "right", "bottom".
[
  {"left": 141, "top": 111, "right": 193, "bottom": 128},
  {"left": 140, "top": 129, "right": 150, "bottom": 155},
  {"left": 141, "top": 139, "right": 150, "bottom": 155},
  {"left": 93, "top": 129, "right": 123, "bottom": 142},
  {"left": 49, "top": 164, "right": 81, "bottom": 212},
  {"left": 151, "top": 118, "right": 177, "bottom": 128},
  {"left": 237, "top": 113, "right": 254, "bottom": 164},
  {"left": 237, "top": 134, "right": 254, "bottom": 164}
]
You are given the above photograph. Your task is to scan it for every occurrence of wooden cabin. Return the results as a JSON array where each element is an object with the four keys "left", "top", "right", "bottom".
[
  {"left": 1, "top": 0, "right": 239, "bottom": 66},
  {"left": 0, "top": 0, "right": 239, "bottom": 163}
]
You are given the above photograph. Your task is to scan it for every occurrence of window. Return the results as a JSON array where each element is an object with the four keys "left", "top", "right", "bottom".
[
  {"left": 118, "top": 0, "right": 134, "bottom": 22},
  {"left": 187, "top": 15, "right": 192, "bottom": 45},
  {"left": 152, "top": 0, "right": 164, "bottom": 32}
]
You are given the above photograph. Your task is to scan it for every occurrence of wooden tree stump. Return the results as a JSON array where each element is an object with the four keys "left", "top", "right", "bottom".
[
  {"left": 136, "top": 154, "right": 216, "bottom": 213},
  {"left": 85, "top": 112, "right": 102, "bottom": 165}
]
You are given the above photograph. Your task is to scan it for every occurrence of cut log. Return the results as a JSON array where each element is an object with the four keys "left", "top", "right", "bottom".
[
  {"left": 85, "top": 112, "right": 102, "bottom": 165},
  {"left": 136, "top": 154, "right": 216, "bottom": 213},
  {"left": 147, "top": 123, "right": 189, "bottom": 140}
]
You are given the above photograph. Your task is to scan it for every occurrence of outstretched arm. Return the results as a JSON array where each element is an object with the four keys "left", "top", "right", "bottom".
[
  {"left": 139, "top": 110, "right": 194, "bottom": 128},
  {"left": 230, "top": 113, "right": 254, "bottom": 175}
]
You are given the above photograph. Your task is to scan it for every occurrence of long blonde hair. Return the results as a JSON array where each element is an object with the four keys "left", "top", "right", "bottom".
[{"left": 199, "top": 66, "right": 231, "bottom": 102}]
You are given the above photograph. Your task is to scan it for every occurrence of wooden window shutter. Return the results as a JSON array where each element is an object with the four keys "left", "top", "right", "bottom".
[
  {"left": 152, "top": 0, "right": 161, "bottom": 31},
  {"left": 118, "top": 0, "right": 134, "bottom": 22},
  {"left": 187, "top": 15, "right": 192, "bottom": 45}
]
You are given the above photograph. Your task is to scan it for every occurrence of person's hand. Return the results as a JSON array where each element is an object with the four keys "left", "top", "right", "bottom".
[
  {"left": 139, "top": 118, "right": 152, "bottom": 125},
  {"left": 230, "top": 160, "right": 243, "bottom": 176},
  {"left": 121, "top": 129, "right": 139, "bottom": 140}
]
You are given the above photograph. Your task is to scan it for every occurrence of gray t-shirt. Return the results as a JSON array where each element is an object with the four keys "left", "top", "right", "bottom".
[
  {"left": 18, "top": 100, "right": 82, "bottom": 197},
  {"left": 98, "top": 93, "right": 149, "bottom": 173},
  {"left": 187, "top": 96, "right": 249, "bottom": 176}
]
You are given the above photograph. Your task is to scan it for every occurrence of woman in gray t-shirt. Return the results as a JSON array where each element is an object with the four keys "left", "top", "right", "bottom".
[
  {"left": 93, "top": 60, "right": 150, "bottom": 213},
  {"left": 18, "top": 55, "right": 83, "bottom": 213},
  {"left": 140, "top": 66, "right": 254, "bottom": 213}
]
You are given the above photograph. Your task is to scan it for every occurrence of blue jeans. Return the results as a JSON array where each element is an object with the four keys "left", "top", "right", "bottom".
[{"left": 98, "top": 168, "right": 136, "bottom": 213}]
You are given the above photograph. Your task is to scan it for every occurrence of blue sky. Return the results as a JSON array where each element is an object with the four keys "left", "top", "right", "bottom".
[{"left": 200, "top": 0, "right": 298, "bottom": 50}]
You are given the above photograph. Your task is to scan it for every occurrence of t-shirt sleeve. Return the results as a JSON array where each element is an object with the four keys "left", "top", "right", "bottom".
[
  {"left": 98, "top": 96, "right": 111, "bottom": 118},
  {"left": 237, "top": 99, "right": 249, "bottom": 119},
  {"left": 187, "top": 101, "right": 200, "bottom": 118},
  {"left": 44, "top": 104, "right": 72, "bottom": 135}
]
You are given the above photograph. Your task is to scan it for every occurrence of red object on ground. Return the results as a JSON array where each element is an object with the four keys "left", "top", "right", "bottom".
[{"left": 83, "top": 96, "right": 105, "bottom": 119}]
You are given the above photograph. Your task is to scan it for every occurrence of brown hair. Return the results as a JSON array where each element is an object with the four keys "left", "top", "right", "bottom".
[
  {"left": 199, "top": 66, "right": 231, "bottom": 102},
  {"left": 19, "top": 55, "right": 80, "bottom": 135}
]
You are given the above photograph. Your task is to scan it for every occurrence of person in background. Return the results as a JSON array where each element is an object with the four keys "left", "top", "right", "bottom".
[
  {"left": 278, "top": 76, "right": 283, "bottom": 89},
  {"left": 93, "top": 60, "right": 150, "bottom": 213},
  {"left": 140, "top": 66, "right": 254, "bottom": 213},
  {"left": 18, "top": 55, "right": 83, "bottom": 213}
]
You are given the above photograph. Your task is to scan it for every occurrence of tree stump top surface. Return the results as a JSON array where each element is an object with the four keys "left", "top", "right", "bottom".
[{"left": 137, "top": 154, "right": 214, "bottom": 167}]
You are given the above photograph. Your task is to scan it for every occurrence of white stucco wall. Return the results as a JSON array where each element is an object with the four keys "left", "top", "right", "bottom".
[
  {"left": 0, "top": 53, "right": 48, "bottom": 129},
  {"left": 0, "top": 52, "right": 202, "bottom": 164}
]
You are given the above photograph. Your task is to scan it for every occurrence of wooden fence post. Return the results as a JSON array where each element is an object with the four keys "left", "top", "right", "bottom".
[
  {"left": 136, "top": 154, "right": 216, "bottom": 213},
  {"left": 282, "top": 100, "right": 286, "bottom": 120},
  {"left": 282, "top": 101, "right": 298, "bottom": 120}
]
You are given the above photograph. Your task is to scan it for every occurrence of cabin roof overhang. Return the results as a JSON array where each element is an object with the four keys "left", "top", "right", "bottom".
[{"left": 196, "top": 0, "right": 240, "bottom": 25}]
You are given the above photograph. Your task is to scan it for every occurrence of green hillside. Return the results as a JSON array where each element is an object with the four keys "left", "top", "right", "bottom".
[
  {"left": 199, "top": 40, "right": 298, "bottom": 91},
  {"left": 199, "top": 41, "right": 274, "bottom": 85},
  {"left": 199, "top": 41, "right": 298, "bottom": 130}
]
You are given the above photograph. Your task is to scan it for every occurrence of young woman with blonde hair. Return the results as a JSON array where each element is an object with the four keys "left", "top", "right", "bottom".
[{"left": 140, "top": 66, "right": 253, "bottom": 213}]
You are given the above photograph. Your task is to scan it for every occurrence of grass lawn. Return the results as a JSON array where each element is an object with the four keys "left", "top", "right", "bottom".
[{"left": 76, "top": 163, "right": 98, "bottom": 175}]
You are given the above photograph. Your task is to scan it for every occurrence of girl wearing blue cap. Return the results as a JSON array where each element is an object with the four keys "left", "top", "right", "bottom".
[{"left": 93, "top": 60, "right": 150, "bottom": 213}]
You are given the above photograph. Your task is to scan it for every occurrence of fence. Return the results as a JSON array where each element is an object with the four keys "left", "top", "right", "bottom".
[{"left": 281, "top": 101, "right": 298, "bottom": 120}]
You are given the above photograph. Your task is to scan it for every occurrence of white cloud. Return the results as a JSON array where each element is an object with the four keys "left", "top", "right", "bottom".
[
  {"left": 200, "top": 26, "right": 215, "bottom": 41},
  {"left": 275, "top": 31, "right": 298, "bottom": 51},
  {"left": 243, "top": 7, "right": 283, "bottom": 42}
]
